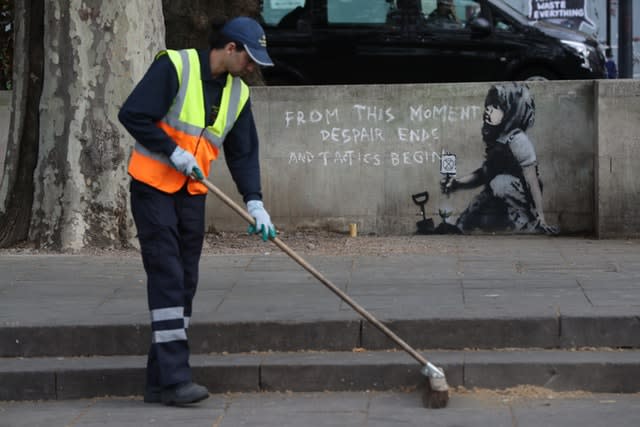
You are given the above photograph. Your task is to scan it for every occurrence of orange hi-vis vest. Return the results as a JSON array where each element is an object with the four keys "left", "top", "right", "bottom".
[{"left": 128, "top": 49, "right": 250, "bottom": 194}]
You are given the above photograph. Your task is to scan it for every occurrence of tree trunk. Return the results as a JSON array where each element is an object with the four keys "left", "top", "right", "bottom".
[
  {"left": 27, "top": 0, "right": 165, "bottom": 250},
  {"left": 0, "top": 0, "right": 43, "bottom": 248},
  {"left": 1, "top": 1, "right": 255, "bottom": 250}
]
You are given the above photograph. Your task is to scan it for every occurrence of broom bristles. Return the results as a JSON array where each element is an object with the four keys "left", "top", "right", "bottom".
[{"left": 422, "top": 371, "right": 450, "bottom": 409}]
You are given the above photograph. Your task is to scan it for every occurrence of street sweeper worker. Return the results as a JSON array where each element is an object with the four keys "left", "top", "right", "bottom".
[{"left": 118, "top": 16, "right": 277, "bottom": 406}]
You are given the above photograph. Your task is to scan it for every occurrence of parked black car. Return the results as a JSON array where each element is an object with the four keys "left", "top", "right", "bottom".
[{"left": 259, "top": 0, "right": 606, "bottom": 85}]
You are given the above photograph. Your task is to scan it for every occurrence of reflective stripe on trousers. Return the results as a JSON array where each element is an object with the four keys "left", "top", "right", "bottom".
[{"left": 150, "top": 307, "right": 187, "bottom": 343}]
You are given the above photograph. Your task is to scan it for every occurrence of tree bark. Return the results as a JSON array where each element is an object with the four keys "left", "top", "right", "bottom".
[
  {"left": 27, "top": 0, "right": 165, "bottom": 250},
  {"left": 0, "top": 0, "right": 43, "bottom": 248},
  {"left": 1, "top": 1, "right": 255, "bottom": 250}
]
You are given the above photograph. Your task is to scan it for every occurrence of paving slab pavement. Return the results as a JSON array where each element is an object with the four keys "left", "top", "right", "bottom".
[
  {"left": 4, "top": 348, "right": 639, "bottom": 401},
  {"left": 2, "top": 236, "right": 640, "bottom": 356},
  {"left": 1, "top": 236, "right": 640, "bottom": 329},
  {"left": 2, "top": 235, "right": 640, "bottom": 401},
  {"left": 1, "top": 236, "right": 639, "bottom": 353},
  {"left": 1, "top": 390, "right": 640, "bottom": 427}
]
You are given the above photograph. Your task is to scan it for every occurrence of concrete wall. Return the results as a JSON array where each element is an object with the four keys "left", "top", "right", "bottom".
[
  {"left": 1, "top": 81, "right": 639, "bottom": 238},
  {"left": 596, "top": 80, "right": 640, "bottom": 238},
  {"left": 208, "top": 81, "right": 600, "bottom": 236}
]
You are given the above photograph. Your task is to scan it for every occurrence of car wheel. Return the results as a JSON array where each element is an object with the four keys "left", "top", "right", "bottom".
[{"left": 514, "top": 67, "right": 558, "bottom": 81}]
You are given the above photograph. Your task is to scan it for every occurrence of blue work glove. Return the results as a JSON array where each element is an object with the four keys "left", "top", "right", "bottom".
[
  {"left": 170, "top": 146, "right": 203, "bottom": 180},
  {"left": 246, "top": 200, "right": 277, "bottom": 241}
]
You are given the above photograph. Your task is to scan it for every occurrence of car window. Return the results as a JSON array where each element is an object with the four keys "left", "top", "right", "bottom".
[
  {"left": 260, "top": 1, "right": 484, "bottom": 30},
  {"left": 493, "top": 13, "right": 515, "bottom": 32},
  {"left": 262, "top": 0, "right": 308, "bottom": 28},
  {"left": 421, "top": 0, "right": 480, "bottom": 29},
  {"left": 493, "top": 11, "right": 515, "bottom": 32},
  {"left": 327, "top": 0, "right": 390, "bottom": 25}
]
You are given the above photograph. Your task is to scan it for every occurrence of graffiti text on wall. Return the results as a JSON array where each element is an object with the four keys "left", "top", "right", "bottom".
[{"left": 285, "top": 104, "right": 481, "bottom": 168}]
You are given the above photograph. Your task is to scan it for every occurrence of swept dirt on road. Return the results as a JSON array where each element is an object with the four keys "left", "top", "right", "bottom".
[
  {"left": 203, "top": 230, "right": 467, "bottom": 256},
  {"left": 0, "top": 230, "right": 475, "bottom": 257}
]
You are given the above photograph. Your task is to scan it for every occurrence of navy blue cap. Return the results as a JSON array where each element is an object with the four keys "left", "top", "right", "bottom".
[{"left": 222, "top": 17, "right": 274, "bottom": 67}]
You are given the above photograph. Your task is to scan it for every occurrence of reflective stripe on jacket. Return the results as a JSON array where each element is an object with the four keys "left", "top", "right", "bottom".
[{"left": 128, "top": 49, "right": 250, "bottom": 194}]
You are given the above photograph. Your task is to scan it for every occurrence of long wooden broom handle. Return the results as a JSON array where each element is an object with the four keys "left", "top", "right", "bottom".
[{"left": 200, "top": 178, "right": 430, "bottom": 367}]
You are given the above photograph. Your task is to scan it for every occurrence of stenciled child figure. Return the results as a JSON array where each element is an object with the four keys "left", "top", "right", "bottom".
[{"left": 441, "top": 82, "right": 558, "bottom": 235}]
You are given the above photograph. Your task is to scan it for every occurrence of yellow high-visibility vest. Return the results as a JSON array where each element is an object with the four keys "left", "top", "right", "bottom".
[{"left": 128, "top": 49, "right": 250, "bottom": 194}]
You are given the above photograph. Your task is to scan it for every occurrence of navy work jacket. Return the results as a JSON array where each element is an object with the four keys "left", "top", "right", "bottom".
[{"left": 118, "top": 49, "right": 262, "bottom": 202}]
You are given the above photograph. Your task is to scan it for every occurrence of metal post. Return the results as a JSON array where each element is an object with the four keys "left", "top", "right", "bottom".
[
  {"left": 606, "top": 0, "right": 611, "bottom": 48},
  {"left": 618, "top": 0, "right": 633, "bottom": 78}
]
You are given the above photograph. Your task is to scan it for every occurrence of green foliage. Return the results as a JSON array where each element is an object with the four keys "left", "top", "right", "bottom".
[{"left": 0, "top": 0, "right": 12, "bottom": 90}]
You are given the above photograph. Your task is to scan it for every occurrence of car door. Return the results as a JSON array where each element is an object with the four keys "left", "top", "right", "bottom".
[
  {"left": 261, "top": 0, "right": 316, "bottom": 84},
  {"left": 409, "top": 0, "right": 511, "bottom": 83},
  {"left": 308, "top": 0, "right": 404, "bottom": 84}
]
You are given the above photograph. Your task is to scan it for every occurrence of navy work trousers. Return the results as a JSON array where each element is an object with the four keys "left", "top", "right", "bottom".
[{"left": 130, "top": 179, "right": 206, "bottom": 388}]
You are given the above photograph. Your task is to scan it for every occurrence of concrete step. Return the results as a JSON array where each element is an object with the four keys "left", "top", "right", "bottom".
[
  {"left": 3, "top": 349, "right": 640, "bottom": 401},
  {"left": 3, "top": 315, "right": 640, "bottom": 358}
]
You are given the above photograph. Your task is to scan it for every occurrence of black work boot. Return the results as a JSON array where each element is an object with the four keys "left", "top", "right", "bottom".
[{"left": 161, "top": 381, "right": 209, "bottom": 406}]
